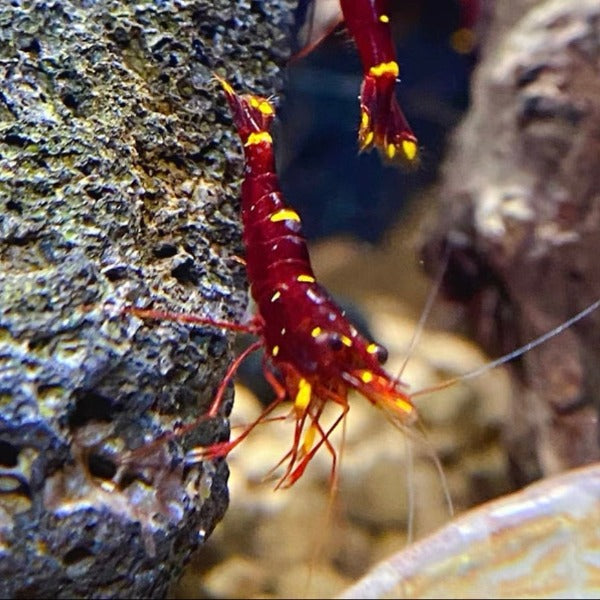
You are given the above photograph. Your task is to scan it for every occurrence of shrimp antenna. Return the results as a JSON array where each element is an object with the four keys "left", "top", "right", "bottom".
[
  {"left": 404, "top": 433, "right": 415, "bottom": 544},
  {"left": 395, "top": 418, "right": 454, "bottom": 521},
  {"left": 413, "top": 297, "right": 600, "bottom": 398},
  {"left": 396, "top": 247, "right": 450, "bottom": 381},
  {"left": 416, "top": 419, "right": 454, "bottom": 518}
]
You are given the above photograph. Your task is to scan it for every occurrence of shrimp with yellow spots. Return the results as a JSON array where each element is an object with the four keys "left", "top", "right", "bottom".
[
  {"left": 296, "top": 0, "right": 419, "bottom": 165},
  {"left": 122, "top": 77, "right": 600, "bottom": 491},
  {"left": 341, "top": 0, "right": 419, "bottom": 166},
  {"left": 199, "top": 77, "right": 418, "bottom": 486},
  {"left": 125, "top": 78, "right": 419, "bottom": 488}
]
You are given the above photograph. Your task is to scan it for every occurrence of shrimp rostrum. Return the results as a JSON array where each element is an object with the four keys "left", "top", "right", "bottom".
[{"left": 177, "top": 78, "right": 419, "bottom": 488}]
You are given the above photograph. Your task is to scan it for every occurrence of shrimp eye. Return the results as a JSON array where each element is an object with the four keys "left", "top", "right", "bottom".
[
  {"left": 327, "top": 333, "right": 344, "bottom": 351},
  {"left": 375, "top": 346, "right": 388, "bottom": 364},
  {"left": 367, "top": 342, "right": 388, "bottom": 364}
]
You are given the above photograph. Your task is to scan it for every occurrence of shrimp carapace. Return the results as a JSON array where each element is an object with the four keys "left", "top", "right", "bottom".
[{"left": 340, "top": 0, "right": 419, "bottom": 166}]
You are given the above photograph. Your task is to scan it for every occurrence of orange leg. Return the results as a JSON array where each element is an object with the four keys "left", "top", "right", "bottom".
[
  {"left": 259, "top": 361, "right": 312, "bottom": 487},
  {"left": 292, "top": 385, "right": 351, "bottom": 487},
  {"left": 123, "top": 306, "right": 263, "bottom": 335},
  {"left": 120, "top": 339, "right": 263, "bottom": 467},
  {"left": 282, "top": 403, "right": 349, "bottom": 488},
  {"left": 186, "top": 392, "right": 287, "bottom": 464},
  {"left": 272, "top": 405, "right": 313, "bottom": 490},
  {"left": 186, "top": 349, "right": 290, "bottom": 464},
  {"left": 271, "top": 398, "right": 329, "bottom": 490},
  {"left": 261, "top": 357, "right": 288, "bottom": 402},
  {"left": 311, "top": 414, "right": 341, "bottom": 488}
]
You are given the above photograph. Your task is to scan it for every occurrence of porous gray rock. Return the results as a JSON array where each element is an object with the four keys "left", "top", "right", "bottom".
[{"left": 0, "top": 0, "right": 292, "bottom": 597}]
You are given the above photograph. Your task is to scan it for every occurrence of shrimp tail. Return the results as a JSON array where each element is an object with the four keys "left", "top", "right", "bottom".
[
  {"left": 358, "top": 67, "right": 419, "bottom": 166},
  {"left": 215, "top": 74, "right": 275, "bottom": 145},
  {"left": 339, "top": 0, "right": 419, "bottom": 166}
]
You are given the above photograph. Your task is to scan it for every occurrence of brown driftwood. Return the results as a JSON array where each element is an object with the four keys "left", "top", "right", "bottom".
[{"left": 423, "top": 0, "right": 600, "bottom": 484}]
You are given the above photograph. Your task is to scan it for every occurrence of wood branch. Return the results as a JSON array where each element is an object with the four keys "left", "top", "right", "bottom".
[{"left": 423, "top": 0, "right": 600, "bottom": 484}]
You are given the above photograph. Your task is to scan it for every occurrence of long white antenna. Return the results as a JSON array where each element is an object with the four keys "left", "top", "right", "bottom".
[
  {"left": 397, "top": 250, "right": 450, "bottom": 380},
  {"left": 413, "top": 298, "right": 600, "bottom": 398},
  {"left": 405, "top": 435, "right": 415, "bottom": 544}
]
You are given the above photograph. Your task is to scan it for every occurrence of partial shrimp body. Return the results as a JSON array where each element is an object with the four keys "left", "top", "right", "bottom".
[
  {"left": 339, "top": 0, "right": 418, "bottom": 165},
  {"left": 212, "top": 78, "right": 417, "bottom": 486},
  {"left": 340, "top": 462, "right": 600, "bottom": 599},
  {"left": 294, "top": 0, "right": 419, "bottom": 165}
]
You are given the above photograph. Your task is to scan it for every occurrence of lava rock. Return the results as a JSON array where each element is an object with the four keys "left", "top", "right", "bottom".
[{"left": 0, "top": 0, "right": 293, "bottom": 597}]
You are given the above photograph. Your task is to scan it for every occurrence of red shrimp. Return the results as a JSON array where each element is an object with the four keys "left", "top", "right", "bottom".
[
  {"left": 122, "top": 78, "right": 600, "bottom": 492},
  {"left": 209, "top": 77, "right": 418, "bottom": 485},
  {"left": 339, "top": 0, "right": 419, "bottom": 165},
  {"left": 125, "top": 78, "right": 418, "bottom": 489},
  {"left": 296, "top": 0, "right": 419, "bottom": 165}
]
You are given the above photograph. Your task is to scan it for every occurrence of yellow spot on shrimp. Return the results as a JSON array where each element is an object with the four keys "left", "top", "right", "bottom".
[
  {"left": 259, "top": 101, "right": 274, "bottom": 115},
  {"left": 215, "top": 76, "right": 235, "bottom": 96},
  {"left": 360, "top": 370, "right": 374, "bottom": 384},
  {"left": 369, "top": 61, "right": 399, "bottom": 78},
  {"left": 245, "top": 131, "right": 272, "bottom": 146},
  {"left": 270, "top": 208, "right": 300, "bottom": 223},
  {"left": 272, "top": 345, "right": 279, "bottom": 357},
  {"left": 250, "top": 96, "right": 274, "bottom": 115},
  {"left": 379, "top": 14, "right": 390, "bottom": 23},
  {"left": 366, "top": 343, "right": 379, "bottom": 355},
  {"left": 297, "top": 274, "right": 315, "bottom": 283},
  {"left": 386, "top": 143, "right": 396, "bottom": 160},
  {"left": 311, "top": 326, "right": 322, "bottom": 338},
  {"left": 340, "top": 335, "right": 352, "bottom": 347},
  {"left": 363, "top": 131, "right": 374, "bottom": 147},
  {"left": 271, "top": 290, "right": 281, "bottom": 302},
  {"left": 302, "top": 424, "right": 317, "bottom": 453},
  {"left": 361, "top": 110, "right": 370, "bottom": 130},
  {"left": 402, "top": 139, "right": 418, "bottom": 161},
  {"left": 394, "top": 397, "right": 414, "bottom": 415},
  {"left": 295, "top": 378, "right": 312, "bottom": 412}
]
